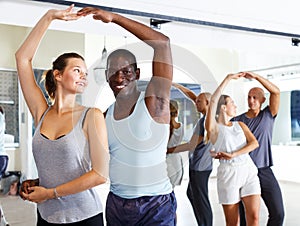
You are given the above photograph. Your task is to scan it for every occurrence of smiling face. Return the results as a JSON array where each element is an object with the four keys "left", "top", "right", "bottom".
[
  {"left": 56, "top": 57, "right": 88, "bottom": 94},
  {"left": 106, "top": 53, "right": 140, "bottom": 97},
  {"left": 247, "top": 87, "right": 265, "bottom": 111}
]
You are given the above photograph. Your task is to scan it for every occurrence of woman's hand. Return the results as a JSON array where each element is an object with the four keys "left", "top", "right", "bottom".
[
  {"left": 218, "top": 152, "right": 235, "bottom": 160},
  {"left": 21, "top": 186, "right": 53, "bottom": 203},
  {"left": 48, "top": 4, "right": 82, "bottom": 21},
  {"left": 227, "top": 72, "right": 244, "bottom": 80},
  {"left": 210, "top": 150, "right": 235, "bottom": 160}
]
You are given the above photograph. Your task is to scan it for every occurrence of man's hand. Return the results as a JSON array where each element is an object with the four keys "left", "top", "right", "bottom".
[{"left": 20, "top": 179, "right": 39, "bottom": 200}]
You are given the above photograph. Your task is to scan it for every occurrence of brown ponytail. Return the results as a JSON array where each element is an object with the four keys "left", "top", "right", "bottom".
[
  {"left": 216, "top": 95, "right": 229, "bottom": 118},
  {"left": 44, "top": 69, "right": 56, "bottom": 102}
]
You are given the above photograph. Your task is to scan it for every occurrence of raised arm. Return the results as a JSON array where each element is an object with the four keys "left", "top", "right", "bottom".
[
  {"left": 205, "top": 73, "right": 241, "bottom": 144},
  {"left": 243, "top": 71, "right": 280, "bottom": 116},
  {"left": 172, "top": 83, "right": 197, "bottom": 102},
  {"left": 78, "top": 7, "right": 172, "bottom": 82},
  {"left": 15, "top": 5, "right": 80, "bottom": 125},
  {"left": 78, "top": 7, "right": 172, "bottom": 123}
]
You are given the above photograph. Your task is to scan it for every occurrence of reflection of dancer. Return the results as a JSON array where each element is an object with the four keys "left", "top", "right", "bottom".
[
  {"left": 206, "top": 73, "right": 261, "bottom": 226},
  {"left": 0, "top": 105, "right": 9, "bottom": 226},
  {"left": 232, "top": 71, "right": 284, "bottom": 226},
  {"left": 16, "top": 6, "right": 109, "bottom": 225},
  {"left": 167, "top": 100, "right": 184, "bottom": 188},
  {"left": 0, "top": 106, "right": 5, "bottom": 155},
  {"left": 78, "top": 6, "right": 176, "bottom": 225},
  {"left": 168, "top": 83, "right": 213, "bottom": 226}
]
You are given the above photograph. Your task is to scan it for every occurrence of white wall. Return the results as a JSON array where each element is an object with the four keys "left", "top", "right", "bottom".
[{"left": 272, "top": 145, "right": 300, "bottom": 183}]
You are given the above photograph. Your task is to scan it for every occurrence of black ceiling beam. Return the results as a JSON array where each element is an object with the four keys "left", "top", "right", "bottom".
[{"left": 28, "top": 0, "right": 300, "bottom": 39}]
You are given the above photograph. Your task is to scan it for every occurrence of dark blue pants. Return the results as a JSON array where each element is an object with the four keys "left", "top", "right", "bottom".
[
  {"left": 37, "top": 211, "right": 104, "bottom": 226},
  {"left": 106, "top": 191, "right": 177, "bottom": 226},
  {"left": 187, "top": 169, "right": 213, "bottom": 226},
  {"left": 239, "top": 167, "right": 284, "bottom": 226}
]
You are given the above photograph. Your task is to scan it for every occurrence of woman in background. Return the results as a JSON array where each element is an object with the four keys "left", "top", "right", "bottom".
[
  {"left": 205, "top": 73, "right": 261, "bottom": 226},
  {"left": 167, "top": 100, "right": 184, "bottom": 188}
]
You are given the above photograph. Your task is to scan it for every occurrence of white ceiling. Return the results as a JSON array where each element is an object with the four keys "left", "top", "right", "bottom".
[{"left": 1, "top": 0, "right": 300, "bottom": 70}]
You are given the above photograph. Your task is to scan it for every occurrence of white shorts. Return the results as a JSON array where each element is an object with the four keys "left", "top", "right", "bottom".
[
  {"left": 166, "top": 153, "right": 184, "bottom": 188},
  {"left": 217, "top": 159, "right": 261, "bottom": 205}
]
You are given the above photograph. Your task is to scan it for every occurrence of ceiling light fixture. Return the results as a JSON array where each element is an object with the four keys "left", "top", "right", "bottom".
[{"left": 94, "top": 36, "right": 108, "bottom": 85}]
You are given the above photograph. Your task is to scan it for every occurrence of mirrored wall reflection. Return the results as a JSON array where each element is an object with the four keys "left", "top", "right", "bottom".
[
  {"left": 0, "top": 69, "right": 19, "bottom": 144},
  {"left": 137, "top": 80, "right": 201, "bottom": 141},
  {"left": 263, "top": 90, "right": 300, "bottom": 146},
  {"left": 291, "top": 90, "right": 300, "bottom": 141}
]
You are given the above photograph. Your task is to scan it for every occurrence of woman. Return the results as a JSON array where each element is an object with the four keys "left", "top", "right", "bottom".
[
  {"left": 205, "top": 73, "right": 261, "bottom": 226},
  {"left": 167, "top": 100, "right": 184, "bottom": 188},
  {"left": 15, "top": 5, "right": 109, "bottom": 226}
]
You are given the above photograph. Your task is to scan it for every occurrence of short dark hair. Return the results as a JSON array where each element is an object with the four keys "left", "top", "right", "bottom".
[
  {"left": 170, "top": 100, "right": 179, "bottom": 117},
  {"left": 107, "top": 49, "right": 137, "bottom": 71}
]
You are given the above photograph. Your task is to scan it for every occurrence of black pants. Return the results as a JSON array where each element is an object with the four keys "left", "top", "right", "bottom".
[
  {"left": 37, "top": 210, "right": 104, "bottom": 226},
  {"left": 239, "top": 167, "right": 284, "bottom": 226},
  {"left": 187, "top": 169, "right": 213, "bottom": 226}
]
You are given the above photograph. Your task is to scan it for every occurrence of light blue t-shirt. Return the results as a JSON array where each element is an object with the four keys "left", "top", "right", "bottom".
[{"left": 106, "top": 92, "right": 172, "bottom": 199}]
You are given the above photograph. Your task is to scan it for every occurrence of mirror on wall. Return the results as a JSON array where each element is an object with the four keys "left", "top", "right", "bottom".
[
  {"left": 291, "top": 90, "right": 300, "bottom": 142},
  {"left": 0, "top": 69, "right": 19, "bottom": 145}
]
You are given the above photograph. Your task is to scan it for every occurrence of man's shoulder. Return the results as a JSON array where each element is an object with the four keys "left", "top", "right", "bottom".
[{"left": 232, "top": 112, "right": 246, "bottom": 121}]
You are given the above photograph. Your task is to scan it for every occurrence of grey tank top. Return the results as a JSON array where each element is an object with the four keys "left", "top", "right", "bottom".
[{"left": 32, "top": 107, "right": 103, "bottom": 224}]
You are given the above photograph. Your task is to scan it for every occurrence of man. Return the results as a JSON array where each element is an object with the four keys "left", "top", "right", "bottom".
[
  {"left": 232, "top": 71, "right": 284, "bottom": 226},
  {"left": 168, "top": 83, "right": 213, "bottom": 226},
  {"left": 78, "top": 7, "right": 175, "bottom": 226}
]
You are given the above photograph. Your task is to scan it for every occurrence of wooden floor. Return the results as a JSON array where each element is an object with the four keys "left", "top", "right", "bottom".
[{"left": 0, "top": 195, "right": 36, "bottom": 226}]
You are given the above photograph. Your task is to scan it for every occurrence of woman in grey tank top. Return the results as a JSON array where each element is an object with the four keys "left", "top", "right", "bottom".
[{"left": 15, "top": 5, "right": 109, "bottom": 225}]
